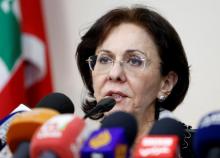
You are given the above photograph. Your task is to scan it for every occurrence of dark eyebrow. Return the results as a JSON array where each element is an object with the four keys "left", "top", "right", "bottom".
[
  {"left": 97, "top": 49, "right": 147, "bottom": 55},
  {"left": 96, "top": 49, "right": 112, "bottom": 54},
  {"left": 126, "top": 49, "right": 147, "bottom": 56}
]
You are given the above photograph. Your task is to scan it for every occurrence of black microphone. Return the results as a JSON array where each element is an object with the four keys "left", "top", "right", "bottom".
[
  {"left": 149, "top": 118, "right": 185, "bottom": 144},
  {"left": 84, "top": 97, "right": 116, "bottom": 119},
  {"left": 36, "top": 92, "right": 75, "bottom": 114}
]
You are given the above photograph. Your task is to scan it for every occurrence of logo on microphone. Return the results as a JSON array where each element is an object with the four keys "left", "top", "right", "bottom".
[
  {"left": 135, "top": 136, "right": 179, "bottom": 158},
  {"left": 36, "top": 115, "right": 73, "bottom": 139},
  {"left": 89, "top": 130, "right": 111, "bottom": 149}
]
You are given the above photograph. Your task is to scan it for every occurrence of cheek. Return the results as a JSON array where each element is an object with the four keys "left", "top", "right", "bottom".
[
  {"left": 92, "top": 73, "right": 106, "bottom": 100},
  {"left": 130, "top": 73, "right": 162, "bottom": 106}
]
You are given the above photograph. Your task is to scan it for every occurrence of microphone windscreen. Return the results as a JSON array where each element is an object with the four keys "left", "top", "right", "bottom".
[
  {"left": 193, "top": 111, "right": 220, "bottom": 158},
  {"left": 36, "top": 92, "right": 74, "bottom": 114},
  {"left": 6, "top": 108, "right": 59, "bottom": 152},
  {"left": 101, "top": 111, "right": 138, "bottom": 147},
  {"left": 97, "top": 97, "right": 116, "bottom": 112},
  {"left": 84, "top": 97, "right": 116, "bottom": 119},
  {"left": 149, "top": 118, "right": 185, "bottom": 145},
  {"left": 31, "top": 114, "right": 86, "bottom": 158}
]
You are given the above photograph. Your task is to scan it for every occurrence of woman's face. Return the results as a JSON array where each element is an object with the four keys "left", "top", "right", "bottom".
[{"left": 92, "top": 23, "right": 166, "bottom": 121}]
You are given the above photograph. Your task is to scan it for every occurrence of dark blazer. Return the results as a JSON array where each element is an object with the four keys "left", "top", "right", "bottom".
[{"left": 180, "top": 122, "right": 196, "bottom": 158}]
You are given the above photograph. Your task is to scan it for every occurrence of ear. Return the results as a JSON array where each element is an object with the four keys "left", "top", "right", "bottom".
[{"left": 157, "top": 71, "right": 178, "bottom": 98}]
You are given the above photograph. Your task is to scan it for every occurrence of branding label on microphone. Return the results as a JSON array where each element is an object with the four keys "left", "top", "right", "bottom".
[
  {"left": 37, "top": 114, "right": 74, "bottom": 139},
  {"left": 134, "top": 136, "right": 179, "bottom": 158},
  {"left": 141, "top": 137, "right": 174, "bottom": 146},
  {"left": 80, "top": 128, "right": 128, "bottom": 158},
  {"left": 139, "top": 146, "right": 171, "bottom": 157},
  {"left": 89, "top": 130, "right": 111, "bottom": 149}
]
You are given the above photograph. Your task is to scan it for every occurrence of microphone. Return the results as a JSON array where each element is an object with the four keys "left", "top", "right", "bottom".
[
  {"left": 6, "top": 92, "right": 75, "bottom": 158},
  {"left": 0, "top": 104, "right": 31, "bottom": 151},
  {"left": 149, "top": 118, "right": 184, "bottom": 143},
  {"left": 193, "top": 110, "right": 220, "bottom": 158},
  {"left": 30, "top": 97, "right": 115, "bottom": 158},
  {"left": 83, "top": 97, "right": 116, "bottom": 119},
  {"left": 30, "top": 114, "right": 87, "bottom": 158},
  {"left": 80, "top": 111, "right": 138, "bottom": 158},
  {"left": 133, "top": 118, "right": 185, "bottom": 158},
  {"left": 36, "top": 92, "right": 74, "bottom": 114}
]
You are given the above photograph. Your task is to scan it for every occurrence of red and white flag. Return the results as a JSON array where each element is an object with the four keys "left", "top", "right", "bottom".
[{"left": 0, "top": 0, "right": 53, "bottom": 119}]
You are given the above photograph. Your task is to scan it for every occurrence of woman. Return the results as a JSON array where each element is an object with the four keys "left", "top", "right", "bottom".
[{"left": 76, "top": 5, "right": 194, "bottom": 157}]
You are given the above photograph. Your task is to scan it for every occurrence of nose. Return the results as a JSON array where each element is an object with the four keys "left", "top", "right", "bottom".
[{"left": 107, "top": 61, "right": 126, "bottom": 82}]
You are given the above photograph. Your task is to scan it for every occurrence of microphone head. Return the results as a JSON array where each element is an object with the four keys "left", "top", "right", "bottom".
[
  {"left": 84, "top": 97, "right": 116, "bottom": 119},
  {"left": 31, "top": 114, "right": 86, "bottom": 158},
  {"left": 36, "top": 92, "right": 74, "bottom": 114},
  {"left": 193, "top": 111, "right": 220, "bottom": 158},
  {"left": 101, "top": 111, "right": 138, "bottom": 147},
  {"left": 149, "top": 118, "right": 185, "bottom": 145},
  {"left": 97, "top": 97, "right": 116, "bottom": 113},
  {"left": 6, "top": 109, "right": 59, "bottom": 152}
]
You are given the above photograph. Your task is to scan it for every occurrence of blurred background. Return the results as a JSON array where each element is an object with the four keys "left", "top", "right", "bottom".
[{"left": 1, "top": 0, "right": 220, "bottom": 128}]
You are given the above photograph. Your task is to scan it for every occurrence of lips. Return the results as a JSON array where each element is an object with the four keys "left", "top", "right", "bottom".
[{"left": 105, "top": 91, "right": 127, "bottom": 102}]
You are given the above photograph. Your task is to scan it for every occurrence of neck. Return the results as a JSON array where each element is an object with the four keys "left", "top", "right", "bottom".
[{"left": 135, "top": 104, "right": 156, "bottom": 143}]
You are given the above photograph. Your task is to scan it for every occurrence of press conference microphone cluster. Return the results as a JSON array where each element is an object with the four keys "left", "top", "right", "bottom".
[
  {"left": 30, "top": 97, "right": 116, "bottom": 158},
  {"left": 193, "top": 110, "right": 220, "bottom": 158},
  {"left": 134, "top": 118, "right": 185, "bottom": 158},
  {"left": 6, "top": 92, "right": 75, "bottom": 158}
]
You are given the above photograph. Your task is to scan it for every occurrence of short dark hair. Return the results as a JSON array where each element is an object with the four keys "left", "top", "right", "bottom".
[{"left": 76, "top": 5, "right": 190, "bottom": 119}]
